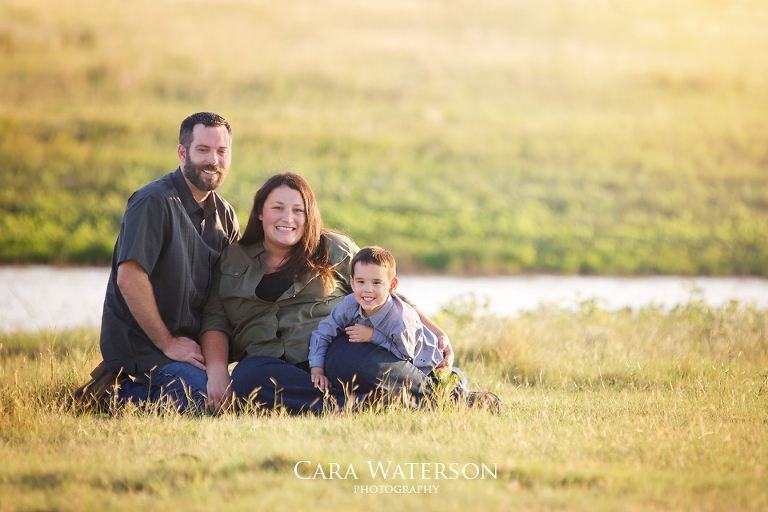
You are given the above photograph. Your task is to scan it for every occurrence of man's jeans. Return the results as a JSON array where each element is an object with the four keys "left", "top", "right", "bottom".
[{"left": 113, "top": 362, "right": 208, "bottom": 413}]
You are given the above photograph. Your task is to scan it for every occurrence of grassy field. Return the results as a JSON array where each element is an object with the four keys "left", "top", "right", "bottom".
[
  {"left": 1, "top": 300, "right": 767, "bottom": 511},
  {"left": 2, "top": 0, "right": 768, "bottom": 274},
  {"left": 3, "top": 2, "right": 767, "bottom": 509}
]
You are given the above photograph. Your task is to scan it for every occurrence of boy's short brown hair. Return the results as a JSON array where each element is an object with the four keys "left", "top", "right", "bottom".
[{"left": 351, "top": 246, "right": 397, "bottom": 281}]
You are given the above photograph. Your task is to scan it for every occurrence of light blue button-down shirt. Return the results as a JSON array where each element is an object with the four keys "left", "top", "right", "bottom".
[{"left": 309, "top": 293, "right": 443, "bottom": 375}]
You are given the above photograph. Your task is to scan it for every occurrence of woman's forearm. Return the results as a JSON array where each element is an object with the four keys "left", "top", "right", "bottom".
[
  {"left": 412, "top": 306, "right": 454, "bottom": 370},
  {"left": 200, "top": 329, "right": 233, "bottom": 412},
  {"left": 200, "top": 330, "right": 230, "bottom": 375},
  {"left": 412, "top": 306, "right": 446, "bottom": 339}
]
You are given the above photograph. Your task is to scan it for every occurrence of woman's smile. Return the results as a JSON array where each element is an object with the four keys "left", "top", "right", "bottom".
[{"left": 259, "top": 185, "right": 307, "bottom": 252}]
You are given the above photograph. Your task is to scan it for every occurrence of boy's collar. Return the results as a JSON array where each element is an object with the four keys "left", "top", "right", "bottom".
[{"left": 356, "top": 293, "right": 394, "bottom": 323}]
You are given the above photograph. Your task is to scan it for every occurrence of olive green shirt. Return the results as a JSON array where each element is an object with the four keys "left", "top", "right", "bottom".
[{"left": 201, "top": 231, "right": 358, "bottom": 364}]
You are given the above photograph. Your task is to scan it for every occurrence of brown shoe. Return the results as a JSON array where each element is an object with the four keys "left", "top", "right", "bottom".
[
  {"left": 467, "top": 391, "right": 504, "bottom": 413},
  {"left": 73, "top": 361, "right": 128, "bottom": 410}
]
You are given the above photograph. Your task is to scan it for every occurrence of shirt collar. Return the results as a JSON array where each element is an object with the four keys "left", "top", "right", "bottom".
[
  {"left": 171, "top": 167, "right": 203, "bottom": 215},
  {"left": 202, "top": 191, "right": 218, "bottom": 218},
  {"left": 355, "top": 293, "right": 394, "bottom": 326},
  {"left": 242, "top": 241, "right": 321, "bottom": 298},
  {"left": 245, "top": 241, "right": 267, "bottom": 259}
]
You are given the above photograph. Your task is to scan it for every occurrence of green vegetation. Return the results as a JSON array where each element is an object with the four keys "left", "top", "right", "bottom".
[
  {"left": 2, "top": 300, "right": 767, "bottom": 511},
  {"left": 2, "top": 0, "right": 768, "bottom": 274}
]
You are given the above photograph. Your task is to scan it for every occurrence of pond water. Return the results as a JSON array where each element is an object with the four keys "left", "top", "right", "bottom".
[{"left": 2, "top": 266, "right": 768, "bottom": 332}]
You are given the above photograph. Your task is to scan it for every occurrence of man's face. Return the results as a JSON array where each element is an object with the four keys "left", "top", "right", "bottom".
[{"left": 180, "top": 124, "right": 232, "bottom": 193}]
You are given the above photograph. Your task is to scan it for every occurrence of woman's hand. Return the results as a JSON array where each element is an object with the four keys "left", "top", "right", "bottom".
[
  {"left": 310, "top": 367, "right": 330, "bottom": 390},
  {"left": 200, "top": 330, "right": 233, "bottom": 413},
  {"left": 346, "top": 324, "right": 374, "bottom": 343},
  {"left": 435, "top": 335, "right": 455, "bottom": 372},
  {"left": 206, "top": 369, "right": 233, "bottom": 413}
]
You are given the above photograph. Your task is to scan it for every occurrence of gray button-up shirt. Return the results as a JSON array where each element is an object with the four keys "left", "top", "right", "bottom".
[
  {"left": 100, "top": 168, "right": 239, "bottom": 374},
  {"left": 309, "top": 293, "right": 443, "bottom": 375}
]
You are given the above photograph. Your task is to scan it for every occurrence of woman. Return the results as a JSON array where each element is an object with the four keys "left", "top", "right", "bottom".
[{"left": 199, "top": 173, "right": 455, "bottom": 413}]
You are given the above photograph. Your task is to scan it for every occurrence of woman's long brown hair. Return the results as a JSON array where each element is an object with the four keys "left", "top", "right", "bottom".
[{"left": 239, "top": 173, "right": 335, "bottom": 292}]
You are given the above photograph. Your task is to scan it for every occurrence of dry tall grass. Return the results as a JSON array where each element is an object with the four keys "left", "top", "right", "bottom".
[{"left": 1, "top": 301, "right": 766, "bottom": 511}]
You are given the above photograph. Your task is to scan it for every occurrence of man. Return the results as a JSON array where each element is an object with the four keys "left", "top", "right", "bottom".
[{"left": 75, "top": 112, "right": 239, "bottom": 411}]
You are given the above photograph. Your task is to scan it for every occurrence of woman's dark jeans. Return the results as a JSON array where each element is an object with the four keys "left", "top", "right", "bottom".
[{"left": 230, "top": 334, "right": 434, "bottom": 413}]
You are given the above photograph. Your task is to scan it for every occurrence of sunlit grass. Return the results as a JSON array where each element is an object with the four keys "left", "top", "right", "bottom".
[
  {"left": 1, "top": 299, "right": 767, "bottom": 511},
  {"left": 2, "top": 1, "right": 767, "bottom": 509}
]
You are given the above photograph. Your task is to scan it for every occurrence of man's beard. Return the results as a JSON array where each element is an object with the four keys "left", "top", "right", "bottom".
[{"left": 183, "top": 153, "right": 229, "bottom": 192}]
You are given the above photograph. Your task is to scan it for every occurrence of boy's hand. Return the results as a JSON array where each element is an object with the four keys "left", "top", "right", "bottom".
[
  {"left": 346, "top": 324, "right": 374, "bottom": 343},
  {"left": 310, "top": 367, "right": 330, "bottom": 390}
]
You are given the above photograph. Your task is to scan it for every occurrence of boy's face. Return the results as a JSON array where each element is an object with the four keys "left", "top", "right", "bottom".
[{"left": 351, "top": 262, "right": 397, "bottom": 317}]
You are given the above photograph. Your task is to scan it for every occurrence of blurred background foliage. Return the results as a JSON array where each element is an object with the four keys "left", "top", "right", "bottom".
[{"left": 1, "top": 0, "right": 767, "bottom": 274}]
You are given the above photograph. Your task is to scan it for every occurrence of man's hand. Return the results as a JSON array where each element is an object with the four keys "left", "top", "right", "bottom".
[
  {"left": 118, "top": 260, "right": 208, "bottom": 367},
  {"left": 159, "top": 335, "right": 206, "bottom": 370},
  {"left": 434, "top": 335, "right": 455, "bottom": 372},
  {"left": 346, "top": 324, "right": 374, "bottom": 343}
]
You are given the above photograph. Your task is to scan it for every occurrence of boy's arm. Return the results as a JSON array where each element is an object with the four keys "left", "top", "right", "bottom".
[
  {"left": 308, "top": 297, "right": 355, "bottom": 369},
  {"left": 346, "top": 324, "right": 376, "bottom": 343},
  {"left": 393, "top": 289, "right": 452, "bottom": 367},
  {"left": 310, "top": 366, "right": 330, "bottom": 390},
  {"left": 374, "top": 298, "right": 419, "bottom": 361},
  {"left": 309, "top": 301, "right": 354, "bottom": 390},
  {"left": 355, "top": 294, "right": 397, "bottom": 346},
  {"left": 386, "top": 325, "right": 418, "bottom": 362}
]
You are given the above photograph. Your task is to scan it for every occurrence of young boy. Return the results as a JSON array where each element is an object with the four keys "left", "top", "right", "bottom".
[{"left": 309, "top": 246, "right": 443, "bottom": 390}]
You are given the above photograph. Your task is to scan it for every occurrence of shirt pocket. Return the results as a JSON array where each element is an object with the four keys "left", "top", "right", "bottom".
[
  {"left": 220, "top": 263, "right": 249, "bottom": 278},
  {"left": 219, "top": 263, "right": 251, "bottom": 296}
]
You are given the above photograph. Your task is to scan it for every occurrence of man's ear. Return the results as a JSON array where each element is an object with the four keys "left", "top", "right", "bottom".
[
  {"left": 177, "top": 144, "right": 186, "bottom": 165},
  {"left": 389, "top": 277, "right": 398, "bottom": 293}
]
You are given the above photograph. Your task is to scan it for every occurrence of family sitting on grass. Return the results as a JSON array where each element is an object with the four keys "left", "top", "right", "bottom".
[{"left": 74, "top": 112, "right": 501, "bottom": 414}]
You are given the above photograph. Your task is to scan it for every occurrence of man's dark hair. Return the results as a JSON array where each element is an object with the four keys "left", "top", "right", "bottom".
[{"left": 179, "top": 112, "right": 232, "bottom": 149}]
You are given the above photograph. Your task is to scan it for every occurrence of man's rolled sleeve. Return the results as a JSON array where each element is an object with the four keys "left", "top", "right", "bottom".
[{"left": 117, "top": 193, "right": 167, "bottom": 275}]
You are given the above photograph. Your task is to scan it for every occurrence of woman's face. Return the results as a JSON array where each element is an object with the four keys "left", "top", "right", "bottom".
[{"left": 259, "top": 185, "right": 307, "bottom": 252}]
